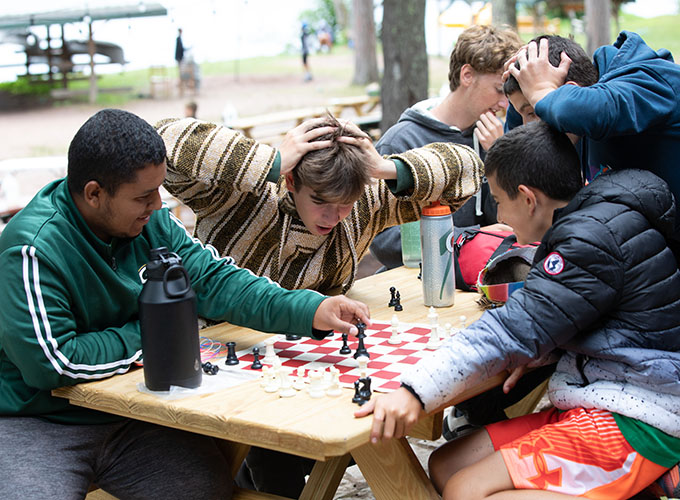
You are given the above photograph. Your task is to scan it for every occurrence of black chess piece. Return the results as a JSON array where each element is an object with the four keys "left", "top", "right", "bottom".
[
  {"left": 393, "top": 291, "right": 403, "bottom": 311},
  {"left": 353, "top": 322, "right": 370, "bottom": 359},
  {"left": 251, "top": 347, "right": 263, "bottom": 370},
  {"left": 352, "top": 379, "right": 366, "bottom": 405},
  {"left": 285, "top": 334, "right": 301, "bottom": 341},
  {"left": 359, "top": 376, "right": 372, "bottom": 401},
  {"left": 418, "top": 262, "right": 422, "bottom": 280},
  {"left": 202, "top": 362, "right": 219, "bottom": 375},
  {"left": 339, "top": 332, "right": 351, "bottom": 355},
  {"left": 224, "top": 341, "right": 239, "bottom": 366},
  {"left": 388, "top": 286, "right": 397, "bottom": 307}
]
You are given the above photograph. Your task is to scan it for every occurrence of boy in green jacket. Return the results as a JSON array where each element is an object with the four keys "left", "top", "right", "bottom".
[{"left": 0, "top": 109, "right": 370, "bottom": 500}]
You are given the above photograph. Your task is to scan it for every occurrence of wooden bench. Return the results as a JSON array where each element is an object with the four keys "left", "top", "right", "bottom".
[
  {"left": 225, "top": 106, "right": 330, "bottom": 139},
  {"left": 329, "top": 95, "right": 380, "bottom": 117}
]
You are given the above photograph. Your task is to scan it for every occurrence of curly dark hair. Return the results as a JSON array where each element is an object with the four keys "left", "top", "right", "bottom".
[{"left": 67, "top": 109, "right": 166, "bottom": 196}]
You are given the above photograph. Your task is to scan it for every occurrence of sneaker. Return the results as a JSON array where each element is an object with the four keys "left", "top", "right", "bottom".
[
  {"left": 442, "top": 407, "right": 479, "bottom": 441},
  {"left": 657, "top": 463, "right": 680, "bottom": 498}
]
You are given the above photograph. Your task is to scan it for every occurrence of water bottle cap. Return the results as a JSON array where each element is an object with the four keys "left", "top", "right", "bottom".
[{"left": 422, "top": 201, "right": 451, "bottom": 216}]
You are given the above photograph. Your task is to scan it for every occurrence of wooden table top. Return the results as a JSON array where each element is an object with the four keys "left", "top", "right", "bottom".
[{"left": 53, "top": 266, "right": 501, "bottom": 462}]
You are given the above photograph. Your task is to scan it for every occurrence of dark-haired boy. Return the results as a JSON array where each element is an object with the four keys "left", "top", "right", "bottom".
[
  {"left": 356, "top": 121, "right": 680, "bottom": 499},
  {"left": 0, "top": 109, "right": 371, "bottom": 499},
  {"left": 504, "top": 32, "right": 680, "bottom": 242},
  {"left": 157, "top": 114, "right": 482, "bottom": 295}
]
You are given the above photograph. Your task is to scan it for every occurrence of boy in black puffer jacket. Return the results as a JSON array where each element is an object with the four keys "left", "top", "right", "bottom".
[{"left": 357, "top": 121, "right": 680, "bottom": 500}]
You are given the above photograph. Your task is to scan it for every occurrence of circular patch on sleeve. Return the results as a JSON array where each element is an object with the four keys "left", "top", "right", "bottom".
[{"left": 543, "top": 252, "right": 565, "bottom": 275}]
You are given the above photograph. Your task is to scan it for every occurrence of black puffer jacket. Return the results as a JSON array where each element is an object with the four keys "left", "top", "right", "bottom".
[{"left": 402, "top": 169, "right": 680, "bottom": 436}]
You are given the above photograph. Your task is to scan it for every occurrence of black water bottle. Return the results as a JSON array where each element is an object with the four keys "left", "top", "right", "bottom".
[{"left": 138, "top": 247, "right": 202, "bottom": 391}]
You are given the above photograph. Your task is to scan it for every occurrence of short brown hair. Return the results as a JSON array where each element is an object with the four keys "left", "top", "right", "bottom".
[
  {"left": 448, "top": 25, "right": 522, "bottom": 92},
  {"left": 292, "top": 114, "right": 371, "bottom": 204}
]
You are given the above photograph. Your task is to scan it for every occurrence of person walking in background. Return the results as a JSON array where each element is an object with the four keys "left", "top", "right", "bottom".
[
  {"left": 175, "top": 28, "right": 184, "bottom": 67},
  {"left": 301, "top": 21, "right": 313, "bottom": 82},
  {"left": 184, "top": 101, "right": 197, "bottom": 119}
]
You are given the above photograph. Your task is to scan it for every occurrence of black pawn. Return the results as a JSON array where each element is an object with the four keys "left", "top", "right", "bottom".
[
  {"left": 353, "top": 322, "right": 370, "bottom": 359},
  {"left": 251, "top": 347, "right": 263, "bottom": 370},
  {"left": 224, "top": 341, "right": 239, "bottom": 366},
  {"left": 359, "top": 377, "right": 372, "bottom": 401},
  {"left": 339, "top": 333, "right": 351, "bottom": 355},
  {"left": 285, "top": 334, "right": 301, "bottom": 341},
  {"left": 393, "top": 291, "right": 403, "bottom": 311},
  {"left": 388, "top": 286, "right": 397, "bottom": 307},
  {"left": 352, "top": 379, "right": 366, "bottom": 405}
]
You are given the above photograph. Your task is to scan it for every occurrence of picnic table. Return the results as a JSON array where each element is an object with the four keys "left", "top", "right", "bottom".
[{"left": 54, "top": 266, "right": 507, "bottom": 500}]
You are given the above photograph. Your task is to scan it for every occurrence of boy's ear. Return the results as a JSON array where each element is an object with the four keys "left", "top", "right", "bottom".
[
  {"left": 517, "top": 184, "right": 538, "bottom": 215},
  {"left": 82, "top": 180, "right": 104, "bottom": 209},
  {"left": 284, "top": 172, "right": 296, "bottom": 192},
  {"left": 459, "top": 64, "right": 475, "bottom": 88},
  {"left": 564, "top": 81, "right": 582, "bottom": 87}
]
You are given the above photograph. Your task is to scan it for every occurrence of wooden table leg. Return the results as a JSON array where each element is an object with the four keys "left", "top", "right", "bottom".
[
  {"left": 299, "top": 454, "right": 352, "bottom": 500},
  {"left": 215, "top": 440, "right": 251, "bottom": 479},
  {"left": 351, "top": 438, "right": 439, "bottom": 500}
]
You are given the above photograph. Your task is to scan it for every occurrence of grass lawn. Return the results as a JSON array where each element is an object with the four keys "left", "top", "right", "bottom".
[{"left": 24, "top": 11, "right": 680, "bottom": 108}]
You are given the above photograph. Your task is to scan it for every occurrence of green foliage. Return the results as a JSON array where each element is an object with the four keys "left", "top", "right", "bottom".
[
  {"left": 0, "top": 77, "right": 58, "bottom": 96},
  {"left": 300, "top": 0, "right": 337, "bottom": 31}
]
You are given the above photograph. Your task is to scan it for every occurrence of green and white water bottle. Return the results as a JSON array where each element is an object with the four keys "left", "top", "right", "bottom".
[
  {"left": 420, "top": 201, "right": 455, "bottom": 307},
  {"left": 400, "top": 221, "right": 422, "bottom": 268}
]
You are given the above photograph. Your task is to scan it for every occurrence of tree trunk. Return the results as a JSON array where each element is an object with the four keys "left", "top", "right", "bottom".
[
  {"left": 491, "top": 0, "right": 517, "bottom": 29},
  {"left": 380, "top": 0, "right": 428, "bottom": 130},
  {"left": 585, "top": 0, "right": 611, "bottom": 56},
  {"left": 352, "top": 0, "right": 379, "bottom": 85}
]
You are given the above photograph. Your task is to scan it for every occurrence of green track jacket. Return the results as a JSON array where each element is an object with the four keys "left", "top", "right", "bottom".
[{"left": 0, "top": 179, "right": 326, "bottom": 424}]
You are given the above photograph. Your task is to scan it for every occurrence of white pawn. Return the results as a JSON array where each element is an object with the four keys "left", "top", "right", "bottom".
[
  {"left": 263, "top": 338, "right": 277, "bottom": 365},
  {"left": 293, "top": 367, "right": 306, "bottom": 390},
  {"left": 357, "top": 355, "right": 369, "bottom": 378},
  {"left": 426, "top": 323, "right": 442, "bottom": 350},
  {"left": 459, "top": 315, "right": 468, "bottom": 329},
  {"left": 260, "top": 365, "right": 271, "bottom": 388},
  {"left": 322, "top": 367, "right": 333, "bottom": 389},
  {"left": 326, "top": 368, "right": 342, "bottom": 397},
  {"left": 278, "top": 367, "right": 296, "bottom": 398},
  {"left": 308, "top": 370, "right": 325, "bottom": 398},
  {"left": 444, "top": 322, "right": 452, "bottom": 338},
  {"left": 388, "top": 314, "right": 401, "bottom": 345},
  {"left": 263, "top": 367, "right": 279, "bottom": 393},
  {"left": 428, "top": 306, "right": 439, "bottom": 328}
]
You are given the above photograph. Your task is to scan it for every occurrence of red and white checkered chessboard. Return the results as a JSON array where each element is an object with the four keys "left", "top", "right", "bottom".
[{"left": 229, "top": 320, "right": 442, "bottom": 393}]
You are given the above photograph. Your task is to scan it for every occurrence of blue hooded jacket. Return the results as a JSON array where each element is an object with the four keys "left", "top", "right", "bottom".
[{"left": 509, "top": 31, "right": 680, "bottom": 233}]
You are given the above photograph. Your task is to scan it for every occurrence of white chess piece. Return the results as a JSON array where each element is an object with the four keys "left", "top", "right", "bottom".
[
  {"left": 263, "top": 367, "right": 279, "bottom": 393},
  {"left": 444, "top": 322, "right": 452, "bottom": 338},
  {"left": 357, "top": 355, "right": 369, "bottom": 378},
  {"left": 307, "top": 370, "right": 325, "bottom": 398},
  {"left": 278, "top": 367, "right": 296, "bottom": 398},
  {"left": 263, "top": 338, "right": 277, "bottom": 365},
  {"left": 426, "top": 323, "right": 442, "bottom": 350},
  {"left": 388, "top": 314, "right": 401, "bottom": 345},
  {"left": 326, "top": 368, "right": 342, "bottom": 397},
  {"left": 459, "top": 315, "right": 468, "bottom": 329},
  {"left": 293, "top": 367, "right": 306, "bottom": 390},
  {"left": 260, "top": 365, "right": 271, "bottom": 388},
  {"left": 428, "top": 306, "right": 439, "bottom": 328}
]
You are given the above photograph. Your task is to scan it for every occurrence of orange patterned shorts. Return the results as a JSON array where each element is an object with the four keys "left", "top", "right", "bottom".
[{"left": 486, "top": 407, "right": 666, "bottom": 499}]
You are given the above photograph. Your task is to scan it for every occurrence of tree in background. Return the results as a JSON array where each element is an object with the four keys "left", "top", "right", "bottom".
[
  {"left": 380, "top": 0, "right": 428, "bottom": 130},
  {"left": 492, "top": 0, "right": 518, "bottom": 28},
  {"left": 352, "top": 0, "right": 379, "bottom": 85},
  {"left": 585, "top": 0, "right": 611, "bottom": 55}
]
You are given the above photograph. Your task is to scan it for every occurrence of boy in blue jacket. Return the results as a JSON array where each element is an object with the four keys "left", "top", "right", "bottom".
[
  {"left": 356, "top": 121, "right": 680, "bottom": 499},
  {"left": 0, "top": 109, "right": 370, "bottom": 500},
  {"left": 504, "top": 32, "right": 680, "bottom": 244}
]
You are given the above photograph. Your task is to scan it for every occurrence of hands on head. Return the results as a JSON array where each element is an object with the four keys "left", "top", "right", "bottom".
[
  {"left": 279, "top": 117, "right": 397, "bottom": 181},
  {"left": 354, "top": 386, "right": 424, "bottom": 444},
  {"left": 502, "top": 38, "right": 572, "bottom": 107}
]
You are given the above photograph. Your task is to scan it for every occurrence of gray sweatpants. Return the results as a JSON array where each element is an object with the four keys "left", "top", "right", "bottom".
[{"left": 0, "top": 416, "right": 233, "bottom": 500}]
